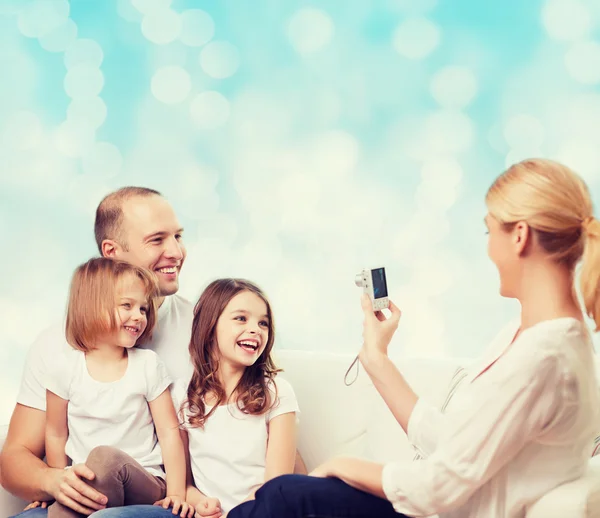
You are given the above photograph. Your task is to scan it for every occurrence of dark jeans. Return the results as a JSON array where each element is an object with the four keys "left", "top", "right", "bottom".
[
  {"left": 228, "top": 474, "right": 409, "bottom": 518},
  {"left": 11, "top": 506, "right": 174, "bottom": 518}
]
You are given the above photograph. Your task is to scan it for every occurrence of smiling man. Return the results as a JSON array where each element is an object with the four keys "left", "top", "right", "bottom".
[
  {"left": 96, "top": 188, "right": 192, "bottom": 380},
  {"left": 0, "top": 187, "right": 194, "bottom": 517}
]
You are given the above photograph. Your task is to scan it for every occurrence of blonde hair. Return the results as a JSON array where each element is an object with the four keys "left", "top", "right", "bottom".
[
  {"left": 66, "top": 258, "right": 159, "bottom": 352},
  {"left": 486, "top": 158, "right": 600, "bottom": 330}
]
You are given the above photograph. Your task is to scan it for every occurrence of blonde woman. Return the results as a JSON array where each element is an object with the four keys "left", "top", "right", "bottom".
[{"left": 228, "top": 158, "right": 600, "bottom": 518}]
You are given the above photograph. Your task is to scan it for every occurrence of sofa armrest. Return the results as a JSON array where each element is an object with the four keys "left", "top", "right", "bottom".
[
  {"left": 0, "top": 424, "right": 31, "bottom": 516},
  {"left": 526, "top": 459, "right": 600, "bottom": 518}
]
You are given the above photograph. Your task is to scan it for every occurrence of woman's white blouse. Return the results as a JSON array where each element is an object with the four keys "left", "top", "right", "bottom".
[{"left": 382, "top": 318, "right": 600, "bottom": 518}]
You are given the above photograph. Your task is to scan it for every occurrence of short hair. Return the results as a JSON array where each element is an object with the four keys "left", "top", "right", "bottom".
[
  {"left": 66, "top": 257, "right": 159, "bottom": 352},
  {"left": 94, "top": 187, "right": 161, "bottom": 253}
]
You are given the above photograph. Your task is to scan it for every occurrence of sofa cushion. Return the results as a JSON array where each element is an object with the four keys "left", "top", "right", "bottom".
[
  {"left": 275, "top": 350, "right": 374, "bottom": 472},
  {"left": 525, "top": 456, "right": 600, "bottom": 518}
]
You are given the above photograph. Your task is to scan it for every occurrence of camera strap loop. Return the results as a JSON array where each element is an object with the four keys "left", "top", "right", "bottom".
[{"left": 344, "top": 354, "right": 360, "bottom": 386}]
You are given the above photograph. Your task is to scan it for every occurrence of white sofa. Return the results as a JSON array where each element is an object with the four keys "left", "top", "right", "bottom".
[{"left": 2, "top": 350, "right": 600, "bottom": 517}]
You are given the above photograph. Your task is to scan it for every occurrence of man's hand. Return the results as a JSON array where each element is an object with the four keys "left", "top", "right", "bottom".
[
  {"left": 43, "top": 464, "right": 107, "bottom": 515},
  {"left": 194, "top": 496, "right": 222, "bottom": 518},
  {"left": 154, "top": 495, "right": 195, "bottom": 517}
]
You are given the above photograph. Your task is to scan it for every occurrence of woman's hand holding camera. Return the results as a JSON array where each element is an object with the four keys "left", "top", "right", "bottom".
[{"left": 358, "top": 293, "right": 401, "bottom": 363}]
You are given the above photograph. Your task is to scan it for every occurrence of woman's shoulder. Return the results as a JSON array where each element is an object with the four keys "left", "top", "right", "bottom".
[
  {"left": 518, "top": 317, "right": 589, "bottom": 353},
  {"left": 512, "top": 318, "right": 593, "bottom": 383}
]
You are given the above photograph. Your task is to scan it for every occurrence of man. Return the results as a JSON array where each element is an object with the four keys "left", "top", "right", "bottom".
[{"left": 0, "top": 187, "right": 193, "bottom": 516}]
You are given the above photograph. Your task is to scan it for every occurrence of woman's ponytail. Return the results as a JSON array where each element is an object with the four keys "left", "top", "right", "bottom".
[{"left": 580, "top": 217, "right": 600, "bottom": 332}]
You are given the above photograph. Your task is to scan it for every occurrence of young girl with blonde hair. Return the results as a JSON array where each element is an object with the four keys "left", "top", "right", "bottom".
[
  {"left": 28, "top": 258, "right": 192, "bottom": 517},
  {"left": 229, "top": 158, "right": 600, "bottom": 518},
  {"left": 175, "top": 278, "right": 299, "bottom": 518}
]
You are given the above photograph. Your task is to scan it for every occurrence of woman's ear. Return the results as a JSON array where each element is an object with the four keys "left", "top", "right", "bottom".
[{"left": 514, "top": 221, "right": 531, "bottom": 256}]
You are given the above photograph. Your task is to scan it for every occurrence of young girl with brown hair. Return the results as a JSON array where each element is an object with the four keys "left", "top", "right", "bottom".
[{"left": 175, "top": 278, "right": 299, "bottom": 518}]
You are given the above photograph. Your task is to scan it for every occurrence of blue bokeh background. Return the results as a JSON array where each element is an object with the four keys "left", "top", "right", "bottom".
[{"left": 2, "top": 0, "right": 600, "bottom": 423}]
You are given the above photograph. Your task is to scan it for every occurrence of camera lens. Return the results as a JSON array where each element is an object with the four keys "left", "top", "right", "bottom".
[{"left": 354, "top": 273, "right": 365, "bottom": 287}]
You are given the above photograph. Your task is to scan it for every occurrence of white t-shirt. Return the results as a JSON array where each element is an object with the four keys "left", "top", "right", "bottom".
[
  {"left": 17, "top": 294, "right": 193, "bottom": 411},
  {"left": 46, "top": 348, "right": 171, "bottom": 477},
  {"left": 383, "top": 317, "right": 600, "bottom": 518},
  {"left": 174, "top": 377, "right": 300, "bottom": 513}
]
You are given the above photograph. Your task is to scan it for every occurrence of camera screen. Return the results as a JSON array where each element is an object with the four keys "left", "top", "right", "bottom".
[{"left": 371, "top": 267, "right": 388, "bottom": 299}]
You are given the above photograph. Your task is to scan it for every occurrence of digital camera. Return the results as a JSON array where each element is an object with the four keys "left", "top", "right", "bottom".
[{"left": 355, "top": 267, "right": 389, "bottom": 311}]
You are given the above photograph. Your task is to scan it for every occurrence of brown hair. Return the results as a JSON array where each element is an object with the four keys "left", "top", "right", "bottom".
[
  {"left": 486, "top": 158, "right": 600, "bottom": 329},
  {"left": 94, "top": 187, "right": 161, "bottom": 253},
  {"left": 66, "top": 257, "right": 159, "bottom": 352},
  {"left": 183, "top": 279, "right": 281, "bottom": 428}
]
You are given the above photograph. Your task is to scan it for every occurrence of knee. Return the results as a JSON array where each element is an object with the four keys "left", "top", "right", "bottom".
[
  {"left": 86, "top": 446, "right": 128, "bottom": 476},
  {"left": 247, "top": 475, "right": 312, "bottom": 517},
  {"left": 258, "top": 474, "right": 303, "bottom": 497}
]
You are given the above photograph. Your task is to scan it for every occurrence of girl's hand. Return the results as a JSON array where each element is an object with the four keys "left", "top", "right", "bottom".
[
  {"left": 195, "top": 496, "right": 222, "bottom": 518},
  {"left": 359, "top": 293, "right": 401, "bottom": 359},
  {"left": 154, "top": 495, "right": 195, "bottom": 517},
  {"left": 23, "top": 501, "right": 50, "bottom": 511}
]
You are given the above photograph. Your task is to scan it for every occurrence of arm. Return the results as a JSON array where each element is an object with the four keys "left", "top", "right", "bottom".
[
  {"left": 175, "top": 392, "right": 222, "bottom": 518},
  {"left": 45, "top": 390, "right": 69, "bottom": 469},
  {"left": 1, "top": 325, "right": 64, "bottom": 501},
  {"left": 0, "top": 404, "right": 107, "bottom": 514},
  {"left": 237, "top": 374, "right": 299, "bottom": 504},
  {"left": 312, "top": 457, "right": 386, "bottom": 498},
  {"left": 358, "top": 295, "right": 417, "bottom": 433},
  {"left": 179, "top": 428, "right": 206, "bottom": 507},
  {"left": 0, "top": 404, "right": 52, "bottom": 501},
  {"left": 148, "top": 389, "right": 187, "bottom": 500},
  {"left": 359, "top": 351, "right": 418, "bottom": 434},
  {"left": 360, "top": 351, "right": 444, "bottom": 457},
  {"left": 264, "top": 412, "right": 297, "bottom": 482},
  {"left": 359, "top": 295, "right": 443, "bottom": 457},
  {"left": 239, "top": 412, "right": 297, "bottom": 503}
]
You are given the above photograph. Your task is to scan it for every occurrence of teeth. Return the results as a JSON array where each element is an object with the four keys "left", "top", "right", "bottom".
[
  {"left": 125, "top": 326, "right": 138, "bottom": 333},
  {"left": 238, "top": 341, "right": 258, "bottom": 349},
  {"left": 158, "top": 267, "right": 177, "bottom": 274}
]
